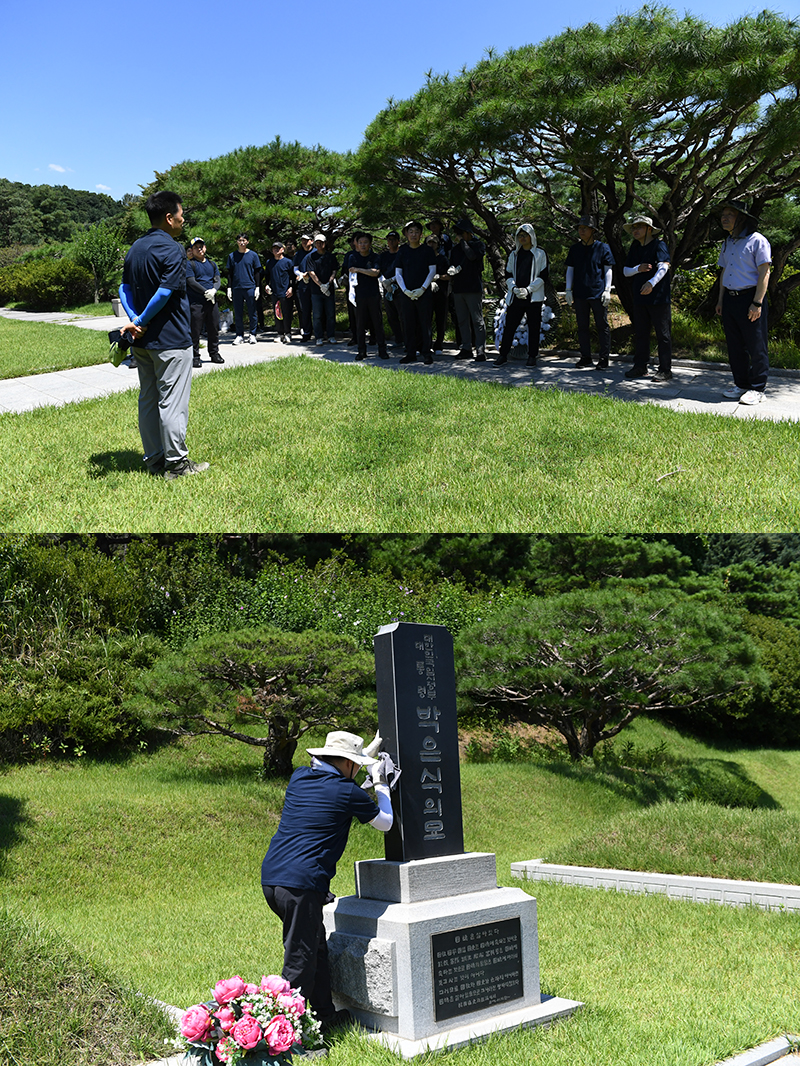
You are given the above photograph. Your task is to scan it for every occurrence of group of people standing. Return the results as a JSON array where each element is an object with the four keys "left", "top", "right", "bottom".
[{"left": 118, "top": 189, "right": 773, "bottom": 479}]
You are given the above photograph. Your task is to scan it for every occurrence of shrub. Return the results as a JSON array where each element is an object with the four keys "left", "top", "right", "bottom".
[
  {"left": 0, "top": 633, "right": 163, "bottom": 763},
  {"left": 3, "top": 258, "right": 94, "bottom": 310}
]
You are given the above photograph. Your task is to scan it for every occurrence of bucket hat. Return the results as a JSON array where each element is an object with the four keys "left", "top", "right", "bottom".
[
  {"left": 623, "top": 215, "right": 661, "bottom": 234},
  {"left": 307, "top": 731, "right": 378, "bottom": 766}
]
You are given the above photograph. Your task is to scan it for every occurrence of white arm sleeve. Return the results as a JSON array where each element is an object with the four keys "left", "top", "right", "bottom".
[
  {"left": 623, "top": 264, "right": 640, "bottom": 277},
  {"left": 395, "top": 268, "right": 406, "bottom": 291},
  {"left": 369, "top": 782, "right": 393, "bottom": 832},
  {"left": 565, "top": 266, "right": 574, "bottom": 290},
  {"left": 604, "top": 267, "right": 613, "bottom": 290},
  {"left": 649, "top": 261, "right": 669, "bottom": 287}
]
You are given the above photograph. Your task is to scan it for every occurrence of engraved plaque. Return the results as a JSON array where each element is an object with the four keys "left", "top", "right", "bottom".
[{"left": 431, "top": 917, "right": 523, "bottom": 1021}]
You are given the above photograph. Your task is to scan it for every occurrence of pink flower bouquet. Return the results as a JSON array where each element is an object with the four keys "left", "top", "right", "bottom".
[{"left": 180, "top": 974, "right": 323, "bottom": 1065}]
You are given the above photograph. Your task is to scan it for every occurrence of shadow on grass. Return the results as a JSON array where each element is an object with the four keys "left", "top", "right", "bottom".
[
  {"left": 537, "top": 752, "right": 779, "bottom": 810},
  {"left": 88, "top": 450, "right": 147, "bottom": 478},
  {"left": 0, "top": 795, "right": 30, "bottom": 876}
]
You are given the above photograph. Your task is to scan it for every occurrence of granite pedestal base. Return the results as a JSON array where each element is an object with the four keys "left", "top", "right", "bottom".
[{"left": 324, "top": 852, "right": 581, "bottom": 1058}]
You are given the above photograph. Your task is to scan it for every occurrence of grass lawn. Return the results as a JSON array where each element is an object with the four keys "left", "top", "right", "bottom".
[
  {"left": 0, "top": 315, "right": 109, "bottom": 379},
  {"left": 1, "top": 722, "right": 798, "bottom": 1066},
  {"left": 2, "top": 355, "right": 800, "bottom": 531}
]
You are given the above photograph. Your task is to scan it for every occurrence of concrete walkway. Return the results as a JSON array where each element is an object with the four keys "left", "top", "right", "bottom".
[{"left": 2, "top": 307, "right": 800, "bottom": 421}]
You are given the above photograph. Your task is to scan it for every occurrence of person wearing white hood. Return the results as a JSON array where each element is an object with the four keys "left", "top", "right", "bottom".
[{"left": 493, "top": 224, "right": 548, "bottom": 367}]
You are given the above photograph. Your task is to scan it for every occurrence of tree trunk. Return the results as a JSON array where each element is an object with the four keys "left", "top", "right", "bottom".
[{"left": 261, "top": 714, "right": 297, "bottom": 777}]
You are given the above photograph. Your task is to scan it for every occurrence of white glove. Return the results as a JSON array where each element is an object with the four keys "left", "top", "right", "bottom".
[
  {"left": 431, "top": 281, "right": 439, "bottom": 293},
  {"left": 371, "top": 760, "right": 389, "bottom": 787},
  {"left": 320, "top": 282, "right": 331, "bottom": 296},
  {"left": 514, "top": 287, "right": 529, "bottom": 299},
  {"left": 447, "top": 265, "right": 462, "bottom": 276},
  {"left": 254, "top": 287, "right": 260, "bottom": 300},
  {"left": 412, "top": 287, "right": 426, "bottom": 299},
  {"left": 227, "top": 288, "right": 232, "bottom": 301},
  {"left": 363, "top": 731, "right": 382, "bottom": 759},
  {"left": 204, "top": 289, "right": 216, "bottom": 302},
  {"left": 601, "top": 290, "right": 611, "bottom": 307},
  {"left": 403, "top": 288, "right": 414, "bottom": 298},
  {"left": 564, "top": 290, "right": 574, "bottom": 306}
]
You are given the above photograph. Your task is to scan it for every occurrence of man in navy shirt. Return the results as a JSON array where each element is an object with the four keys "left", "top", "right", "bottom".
[
  {"left": 565, "top": 216, "right": 615, "bottom": 370},
  {"left": 225, "top": 233, "right": 262, "bottom": 345},
  {"left": 186, "top": 237, "right": 222, "bottom": 368},
  {"left": 262, "top": 731, "right": 392, "bottom": 1033},
  {"left": 265, "top": 241, "right": 296, "bottom": 343},
  {"left": 622, "top": 215, "right": 673, "bottom": 381},
  {"left": 119, "top": 190, "right": 209, "bottom": 480},
  {"left": 302, "top": 235, "right": 339, "bottom": 345},
  {"left": 293, "top": 234, "right": 314, "bottom": 341}
]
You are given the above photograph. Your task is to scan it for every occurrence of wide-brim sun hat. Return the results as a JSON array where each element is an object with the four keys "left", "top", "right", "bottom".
[
  {"left": 307, "top": 731, "right": 378, "bottom": 766},
  {"left": 717, "top": 198, "right": 759, "bottom": 222},
  {"left": 623, "top": 214, "right": 662, "bottom": 234}
]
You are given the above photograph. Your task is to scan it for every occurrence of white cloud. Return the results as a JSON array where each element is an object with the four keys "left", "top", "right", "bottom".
[
  {"left": 49, "top": 163, "right": 69, "bottom": 173},
  {"left": 96, "top": 183, "right": 111, "bottom": 191}
]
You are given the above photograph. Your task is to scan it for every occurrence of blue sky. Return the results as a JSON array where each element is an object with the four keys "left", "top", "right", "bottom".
[{"left": 0, "top": 0, "right": 791, "bottom": 202}]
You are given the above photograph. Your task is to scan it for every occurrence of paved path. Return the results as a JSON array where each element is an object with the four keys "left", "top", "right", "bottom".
[{"left": 2, "top": 307, "right": 799, "bottom": 421}]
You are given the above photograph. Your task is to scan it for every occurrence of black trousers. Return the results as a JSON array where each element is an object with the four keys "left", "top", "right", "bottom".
[
  {"left": 383, "top": 292, "right": 403, "bottom": 343},
  {"left": 721, "top": 287, "right": 769, "bottom": 390},
  {"left": 399, "top": 290, "right": 433, "bottom": 357},
  {"left": 632, "top": 301, "right": 672, "bottom": 371},
  {"left": 574, "top": 297, "right": 610, "bottom": 359},
  {"left": 262, "top": 884, "right": 335, "bottom": 1020},
  {"left": 498, "top": 296, "right": 542, "bottom": 359},
  {"left": 273, "top": 295, "right": 294, "bottom": 336},
  {"left": 189, "top": 300, "right": 220, "bottom": 360},
  {"left": 295, "top": 283, "right": 313, "bottom": 338},
  {"left": 431, "top": 287, "right": 449, "bottom": 350},
  {"left": 356, "top": 295, "right": 387, "bottom": 355}
]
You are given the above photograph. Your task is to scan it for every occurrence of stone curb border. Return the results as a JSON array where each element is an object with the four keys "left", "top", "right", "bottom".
[
  {"left": 510, "top": 861, "right": 800, "bottom": 912},
  {"left": 714, "top": 1035, "right": 799, "bottom": 1066}
]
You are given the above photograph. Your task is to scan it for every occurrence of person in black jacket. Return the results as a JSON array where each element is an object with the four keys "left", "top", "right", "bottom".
[{"left": 449, "top": 217, "right": 486, "bottom": 361}]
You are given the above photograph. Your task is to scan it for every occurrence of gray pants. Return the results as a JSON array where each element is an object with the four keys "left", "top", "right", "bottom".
[
  {"left": 133, "top": 345, "right": 193, "bottom": 469},
  {"left": 452, "top": 292, "right": 486, "bottom": 353}
]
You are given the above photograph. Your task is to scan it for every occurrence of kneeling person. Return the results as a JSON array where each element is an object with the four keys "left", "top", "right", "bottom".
[{"left": 261, "top": 731, "right": 392, "bottom": 1033}]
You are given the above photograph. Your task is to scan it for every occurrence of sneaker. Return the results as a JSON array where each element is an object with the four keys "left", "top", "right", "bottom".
[
  {"left": 163, "top": 458, "right": 210, "bottom": 481},
  {"left": 315, "top": 338, "right": 324, "bottom": 346},
  {"left": 526, "top": 356, "right": 538, "bottom": 367},
  {"left": 474, "top": 352, "right": 486, "bottom": 362},
  {"left": 493, "top": 355, "right": 508, "bottom": 366},
  {"left": 248, "top": 334, "right": 257, "bottom": 344},
  {"left": 233, "top": 336, "right": 244, "bottom": 345},
  {"left": 651, "top": 370, "right": 673, "bottom": 382},
  {"left": 593, "top": 360, "right": 609, "bottom": 371},
  {"left": 210, "top": 356, "right": 225, "bottom": 364},
  {"left": 192, "top": 358, "right": 202, "bottom": 368},
  {"left": 286, "top": 333, "right": 293, "bottom": 342},
  {"left": 398, "top": 354, "right": 417, "bottom": 364},
  {"left": 575, "top": 356, "right": 594, "bottom": 368},
  {"left": 347, "top": 338, "right": 358, "bottom": 347},
  {"left": 624, "top": 366, "right": 649, "bottom": 379},
  {"left": 739, "top": 389, "right": 765, "bottom": 405},
  {"left": 423, "top": 354, "right": 433, "bottom": 365},
  {"left": 722, "top": 384, "right": 746, "bottom": 399},
  {"left": 327, "top": 337, "right": 339, "bottom": 344}
]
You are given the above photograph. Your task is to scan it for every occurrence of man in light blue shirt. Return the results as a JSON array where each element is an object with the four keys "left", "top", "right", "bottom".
[{"left": 715, "top": 199, "right": 771, "bottom": 406}]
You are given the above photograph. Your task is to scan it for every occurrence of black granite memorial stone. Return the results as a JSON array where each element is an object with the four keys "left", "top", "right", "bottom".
[{"left": 374, "top": 622, "right": 464, "bottom": 862}]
